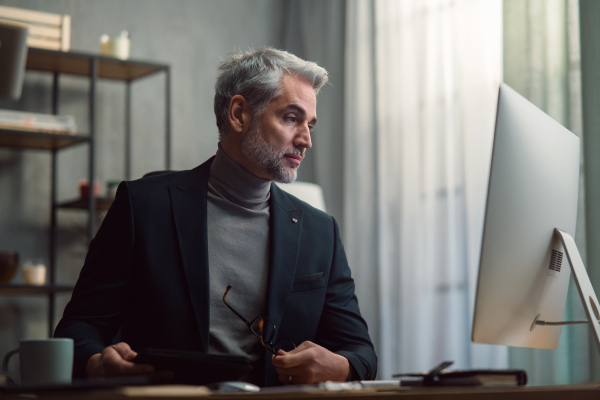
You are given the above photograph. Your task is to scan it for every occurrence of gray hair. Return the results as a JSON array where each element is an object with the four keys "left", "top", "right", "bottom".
[{"left": 214, "top": 47, "right": 329, "bottom": 136}]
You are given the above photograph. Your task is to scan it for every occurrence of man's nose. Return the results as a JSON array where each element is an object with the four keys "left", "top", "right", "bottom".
[{"left": 296, "top": 124, "right": 312, "bottom": 149}]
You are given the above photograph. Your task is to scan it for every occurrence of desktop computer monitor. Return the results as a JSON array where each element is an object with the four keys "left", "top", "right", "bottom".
[{"left": 471, "top": 83, "right": 581, "bottom": 350}]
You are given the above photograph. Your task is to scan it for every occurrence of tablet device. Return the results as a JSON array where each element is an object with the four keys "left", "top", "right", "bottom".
[{"left": 133, "top": 348, "right": 251, "bottom": 385}]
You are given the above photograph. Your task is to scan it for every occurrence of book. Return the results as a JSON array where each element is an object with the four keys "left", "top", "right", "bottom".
[{"left": 0, "top": 109, "right": 77, "bottom": 134}]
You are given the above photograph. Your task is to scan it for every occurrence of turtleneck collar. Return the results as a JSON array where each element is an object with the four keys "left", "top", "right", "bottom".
[{"left": 208, "top": 144, "right": 271, "bottom": 210}]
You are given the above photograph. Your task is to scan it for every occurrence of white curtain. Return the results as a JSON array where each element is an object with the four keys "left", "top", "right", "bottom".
[{"left": 344, "top": 0, "right": 503, "bottom": 379}]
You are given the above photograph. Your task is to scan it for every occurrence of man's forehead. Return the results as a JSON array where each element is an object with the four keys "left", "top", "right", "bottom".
[{"left": 274, "top": 75, "right": 317, "bottom": 114}]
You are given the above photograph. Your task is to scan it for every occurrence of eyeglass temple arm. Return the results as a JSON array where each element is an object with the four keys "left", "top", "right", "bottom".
[
  {"left": 223, "top": 285, "right": 278, "bottom": 355},
  {"left": 222, "top": 285, "right": 252, "bottom": 326}
]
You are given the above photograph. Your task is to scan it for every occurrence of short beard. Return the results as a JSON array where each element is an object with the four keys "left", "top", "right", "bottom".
[{"left": 241, "top": 122, "right": 301, "bottom": 184}]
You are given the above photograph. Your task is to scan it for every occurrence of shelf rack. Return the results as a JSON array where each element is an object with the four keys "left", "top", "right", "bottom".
[{"left": 0, "top": 47, "right": 171, "bottom": 336}]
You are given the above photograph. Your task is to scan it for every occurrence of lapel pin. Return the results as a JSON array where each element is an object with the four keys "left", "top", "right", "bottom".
[{"left": 291, "top": 218, "right": 298, "bottom": 223}]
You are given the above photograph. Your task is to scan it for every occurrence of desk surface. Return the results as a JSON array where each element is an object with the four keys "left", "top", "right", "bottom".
[{"left": 3, "top": 383, "right": 599, "bottom": 400}]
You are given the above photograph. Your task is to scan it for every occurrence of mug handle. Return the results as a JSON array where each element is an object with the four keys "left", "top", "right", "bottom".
[{"left": 2, "top": 348, "right": 19, "bottom": 384}]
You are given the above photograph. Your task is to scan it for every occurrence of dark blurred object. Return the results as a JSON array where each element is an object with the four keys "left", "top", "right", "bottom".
[
  {"left": 105, "top": 180, "right": 120, "bottom": 198},
  {"left": 0, "top": 251, "right": 19, "bottom": 283},
  {"left": 78, "top": 180, "right": 100, "bottom": 198},
  {"left": 0, "top": 20, "right": 28, "bottom": 100}
]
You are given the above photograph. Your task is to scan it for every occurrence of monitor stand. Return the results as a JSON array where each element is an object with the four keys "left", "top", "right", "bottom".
[{"left": 544, "top": 228, "right": 600, "bottom": 351}]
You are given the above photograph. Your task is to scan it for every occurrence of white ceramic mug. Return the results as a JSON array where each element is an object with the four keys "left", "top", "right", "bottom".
[{"left": 2, "top": 338, "right": 74, "bottom": 385}]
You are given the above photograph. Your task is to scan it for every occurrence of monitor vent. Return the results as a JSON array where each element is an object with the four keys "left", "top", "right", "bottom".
[{"left": 549, "top": 249, "right": 563, "bottom": 272}]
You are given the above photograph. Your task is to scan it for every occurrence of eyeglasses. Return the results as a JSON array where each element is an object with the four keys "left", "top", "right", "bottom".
[{"left": 222, "top": 285, "right": 296, "bottom": 355}]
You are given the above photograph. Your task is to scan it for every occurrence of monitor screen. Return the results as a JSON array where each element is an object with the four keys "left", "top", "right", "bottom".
[{"left": 471, "top": 83, "right": 580, "bottom": 349}]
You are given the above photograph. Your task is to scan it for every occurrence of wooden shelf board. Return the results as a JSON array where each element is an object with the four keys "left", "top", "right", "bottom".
[
  {"left": 0, "top": 129, "right": 89, "bottom": 150},
  {"left": 26, "top": 48, "right": 168, "bottom": 81},
  {"left": 0, "top": 284, "right": 74, "bottom": 295},
  {"left": 58, "top": 197, "right": 113, "bottom": 211}
]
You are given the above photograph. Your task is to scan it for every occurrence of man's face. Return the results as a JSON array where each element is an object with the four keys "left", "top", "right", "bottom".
[{"left": 241, "top": 74, "right": 317, "bottom": 183}]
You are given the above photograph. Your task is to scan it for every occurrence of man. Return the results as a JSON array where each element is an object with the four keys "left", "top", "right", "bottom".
[{"left": 55, "top": 47, "right": 377, "bottom": 387}]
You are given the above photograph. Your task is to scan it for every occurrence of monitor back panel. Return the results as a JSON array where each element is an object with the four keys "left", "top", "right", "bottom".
[{"left": 471, "top": 83, "right": 580, "bottom": 349}]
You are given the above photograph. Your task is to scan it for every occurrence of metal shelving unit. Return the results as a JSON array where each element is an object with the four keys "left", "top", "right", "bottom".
[{"left": 0, "top": 47, "right": 171, "bottom": 336}]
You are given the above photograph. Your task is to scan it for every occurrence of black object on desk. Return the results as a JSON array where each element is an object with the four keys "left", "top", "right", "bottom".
[
  {"left": 133, "top": 348, "right": 251, "bottom": 385},
  {"left": 394, "top": 361, "right": 527, "bottom": 387}
]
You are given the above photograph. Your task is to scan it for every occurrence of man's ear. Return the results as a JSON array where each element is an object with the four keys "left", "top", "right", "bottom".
[{"left": 227, "top": 95, "right": 251, "bottom": 134}]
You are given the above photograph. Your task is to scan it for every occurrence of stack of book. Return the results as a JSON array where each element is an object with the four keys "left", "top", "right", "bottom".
[{"left": 0, "top": 109, "right": 77, "bottom": 134}]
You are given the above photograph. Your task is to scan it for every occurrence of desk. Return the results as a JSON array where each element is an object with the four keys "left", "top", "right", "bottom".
[{"left": 2, "top": 383, "right": 599, "bottom": 400}]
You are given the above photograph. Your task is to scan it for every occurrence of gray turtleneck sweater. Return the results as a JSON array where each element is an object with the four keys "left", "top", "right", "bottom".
[{"left": 207, "top": 147, "right": 271, "bottom": 383}]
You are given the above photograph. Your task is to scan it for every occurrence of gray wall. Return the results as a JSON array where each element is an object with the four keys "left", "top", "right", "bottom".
[{"left": 0, "top": 0, "right": 346, "bottom": 374}]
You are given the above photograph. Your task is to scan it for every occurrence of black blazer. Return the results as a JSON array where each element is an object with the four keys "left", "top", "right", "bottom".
[{"left": 55, "top": 157, "right": 377, "bottom": 386}]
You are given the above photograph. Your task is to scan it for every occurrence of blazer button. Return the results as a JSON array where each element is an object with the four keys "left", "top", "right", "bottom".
[{"left": 291, "top": 218, "right": 298, "bottom": 223}]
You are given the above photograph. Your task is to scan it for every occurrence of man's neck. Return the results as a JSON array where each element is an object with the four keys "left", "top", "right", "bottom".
[{"left": 209, "top": 145, "right": 271, "bottom": 209}]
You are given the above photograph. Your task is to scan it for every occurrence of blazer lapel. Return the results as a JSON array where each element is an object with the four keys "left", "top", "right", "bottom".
[
  {"left": 170, "top": 159, "right": 213, "bottom": 352},
  {"left": 266, "top": 184, "right": 303, "bottom": 339}
]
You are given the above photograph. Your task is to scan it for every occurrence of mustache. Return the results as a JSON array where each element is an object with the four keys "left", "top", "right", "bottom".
[{"left": 283, "top": 147, "right": 306, "bottom": 158}]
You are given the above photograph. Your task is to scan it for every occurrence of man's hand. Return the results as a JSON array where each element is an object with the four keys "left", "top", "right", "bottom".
[
  {"left": 271, "top": 341, "right": 350, "bottom": 385},
  {"left": 86, "top": 342, "right": 154, "bottom": 378}
]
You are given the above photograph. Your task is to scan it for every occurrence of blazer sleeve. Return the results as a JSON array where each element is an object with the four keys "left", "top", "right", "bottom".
[
  {"left": 315, "top": 217, "right": 377, "bottom": 380},
  {"left": 54, "top": 181, "right": 136, "bottom": 378}
]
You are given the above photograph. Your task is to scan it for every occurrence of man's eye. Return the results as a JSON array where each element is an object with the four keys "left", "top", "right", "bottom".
[
  {"left": 285, "top": 116, "right": 297, "bottom": 123},
  {"left": 308, "top": 125, "right": 315, "bottom": 132}
]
